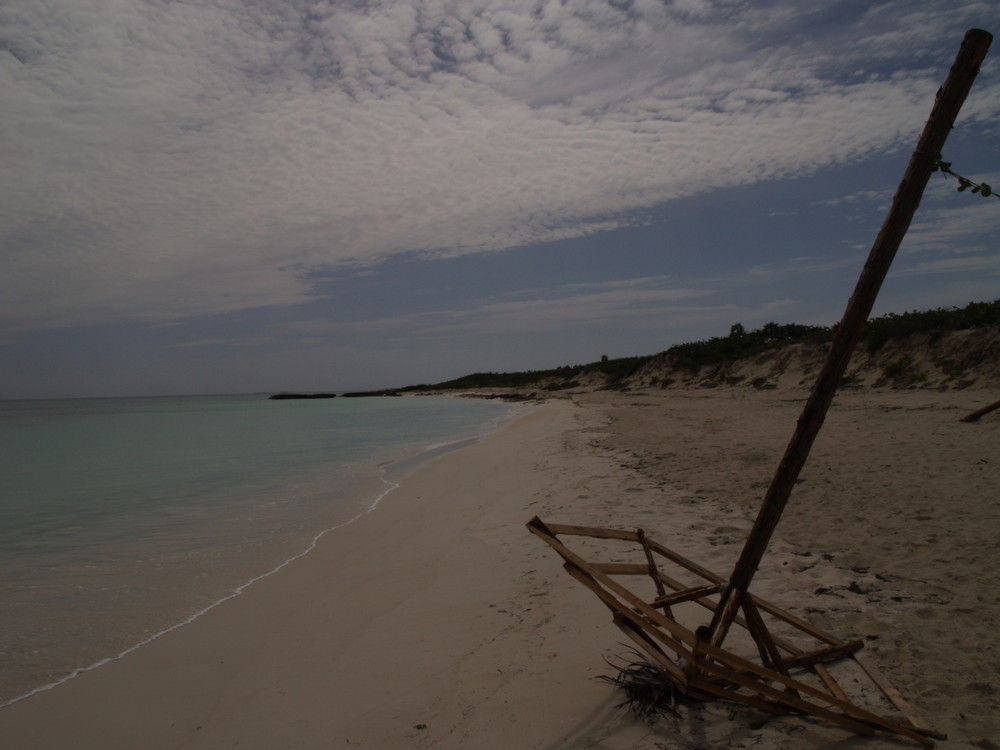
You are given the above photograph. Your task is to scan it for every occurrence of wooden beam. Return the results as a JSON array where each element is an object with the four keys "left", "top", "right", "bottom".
[
  {"left": 960, "top": 398, "right": 1000, "bottom": 423},
  {"left": 855, "top": 657, "right": 948, "bottom": 741},
  {"left": 562, "top": 562, "right": 693, "bottom": 685},
  {"left": 815, "top": 664, "right": 850, "bottom": 703},
  {"left": 741, "top": 598, "right": 790, "bottom": 676},
  {"left": 539, "top": 521, "right": 639, "bottom": 542},
  {"left": 686, "top": 648, "right": 935, "bottom": 746},
  {"left": 780, "top": 640, "right": 865, "bottom": 669},
  {"left": 638, "top": 527, "right": 667, "bottom": 599},
  {"left": 652, "top": 584, "right": 722, "bottom": 609},
  {"left": 527, "top": 519, "right": 700, "bottom": 647},
  {"left": 707, "top": 28, "right": 994, "bottom": 648}
]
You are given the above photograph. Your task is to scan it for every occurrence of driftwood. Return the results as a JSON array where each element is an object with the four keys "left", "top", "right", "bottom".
[
  {"left": 528, "top": 29, "right": 993, "bottom": 746},
  {"left": 528, "top": 518, "right": 943, "bottom": 745},
  {"left": 960, "top": 398, "right": 1000, "bottom": 422}
]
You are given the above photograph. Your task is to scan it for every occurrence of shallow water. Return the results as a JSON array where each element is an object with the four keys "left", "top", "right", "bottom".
[{"left": 0, "top": 393, "right": 512, "bottom": 705}]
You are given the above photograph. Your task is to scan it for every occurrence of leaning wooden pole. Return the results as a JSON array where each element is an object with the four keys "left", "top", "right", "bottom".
[{"left": 706, "top": 28, "right": 993, "bottom": 649}]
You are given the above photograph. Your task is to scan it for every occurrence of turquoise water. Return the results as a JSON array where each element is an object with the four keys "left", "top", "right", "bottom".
[{"left": 0, "top": 394, "right": 513, "bottom": 706}]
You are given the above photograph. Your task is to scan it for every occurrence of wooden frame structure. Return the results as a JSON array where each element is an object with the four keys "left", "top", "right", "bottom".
[
  {"left": 528, "top": 518, "right": 943, "bottom": 745},
  {"left": 528, "top": 29, "right": 992, "bottom": 746}
]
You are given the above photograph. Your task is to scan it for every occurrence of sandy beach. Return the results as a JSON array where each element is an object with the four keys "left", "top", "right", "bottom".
[{"left": 1, "top": 386, "right": 998, "bottom": 749}]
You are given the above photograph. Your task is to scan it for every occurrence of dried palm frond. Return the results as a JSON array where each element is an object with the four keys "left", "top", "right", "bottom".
[{"left": 598, "top": 647, "right": 682, "bottom": 720}]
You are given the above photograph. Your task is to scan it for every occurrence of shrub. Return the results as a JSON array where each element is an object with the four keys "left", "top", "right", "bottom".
[{"left": 863, "top": 300, "right": 1000, "bottom": 353}]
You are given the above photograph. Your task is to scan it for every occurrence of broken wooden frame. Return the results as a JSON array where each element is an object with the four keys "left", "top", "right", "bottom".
[
  {"left": 528, "top": 518, "right": 943, "bottom": 745},
  {"left": 528, "top": 29, "right": 992, "bottom": 746}
]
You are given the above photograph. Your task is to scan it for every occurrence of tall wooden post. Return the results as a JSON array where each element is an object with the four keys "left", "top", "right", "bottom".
[{"left": 706, "top": 29, "right": 993, "bottom": 649}]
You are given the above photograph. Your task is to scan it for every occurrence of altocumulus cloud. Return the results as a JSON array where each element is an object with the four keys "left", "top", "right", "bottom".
[{"left": 1, "top": 0, "right": 998, "bottom": 338}]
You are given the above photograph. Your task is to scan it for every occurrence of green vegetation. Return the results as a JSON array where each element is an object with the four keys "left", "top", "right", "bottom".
[
  {"left": 399, "top": 300, "right": 998, "bottom": 392},
  {"left": 400, "top": 355, "right": 655, "bottom": 393},
  {"left": 862, "top": 299, "right": 1000, "bottom": 353},
  {"left": 665, "top": 322, "right": 830, "bottom": 373},
  {"left": 666, "top": 300, "right": 1000, "bottom": 372},
  {"left": 881, "top": 355, "right": 914, "bottom": 380},
  {"left": 879, "top": 354, "right": 927, "bottom": 386},
  {"left": 935, "top": 160, "right": 998, "bottom": 199}
]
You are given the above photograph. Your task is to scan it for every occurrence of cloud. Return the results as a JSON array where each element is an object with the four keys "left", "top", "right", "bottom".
[
  {"left": 894, "top": 254, "right": 1000, "bottom": 276},
  {"left": 811, "top": 188, "right": 896, "bottom": 209},
  {"left": 272, "top": 270, "right": 813, "bottom": 355},
  {"left": 279, "top": 275, "right": 712, "bottom": 343},
  {"left": 901, "top": 199, "right": 1000, "bottom": 257},
  {"left": 2, "top": 0, "right": 997, "bottom": 337}
]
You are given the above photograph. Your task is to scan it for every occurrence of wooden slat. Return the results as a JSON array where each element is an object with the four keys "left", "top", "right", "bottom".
[
  {"left": 533, "top": 517, "right": 838, "bottom": 659},
  {"left": 645, "top": 535, "right": 728, "bottom": 584},
  {"left": 742, "top": 599, "right": 790, "bottom": 677},
  {"left": 747, "top": 592, "right": 844, "bottom": 647},
  {"left": 540, "top": 521, "right": 640, "bottom": 542},
  {"left": 534, "top": 517, "right": 848, "bottom": 647},
  {"left": 690, "top": 639, "right": 934, "bottom": 745},
  {"left": 815, "top": 664, "right": 850, "bottom": 703},
  {"left": 527, "top": 519, "right": 699, "bottom": 647},
  {"left": 688, "top": 675, "right": 879, "bottom": 739},
  {"left": 781, "top": 640, "right": 864, "bottom": 669},
  {"left": 562, "top": 562, "right": 691, "bottom": 685},
  {"left": 688, "top": 652, "right": 934, "bottom": 746},
  {"left": 652, "top": 584, "right": 721, "bottom": 609},
  {"left": 650, "top": 532, "right": 847, "bottom": 646},
  {"left": 638, "top": 527, "right": 667, "bottom": 599},
  {"left": 685, "top": 675, "right": 790, "bottom": 718},
  {"left": 590, "top": 559, "right": 808, "bottom": 658},
  {"left": 855, "top": 657, "right": 947, "bottom": 741},
  {"left": 651, "top": 535, "right": 848, "bottom": 646},
  {"left": 591, "top": 562, "right": 653, "bottom": 576},
  {"left": 610, "top": 612, "right": 690, "bottom": 687},
  {"left": 643, "top": 568, "right": 811, "bottom": 658}
]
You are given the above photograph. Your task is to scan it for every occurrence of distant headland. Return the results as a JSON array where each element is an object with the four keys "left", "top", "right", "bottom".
[
  {"left": 268, "top": 300, "right": 1000, "bottom": 400},
  {"left": 394, "top": 300, "right": 1000, "bottom": 395},
  {"left": 267, "top": 393, "right": 338, "bottom": 400}
]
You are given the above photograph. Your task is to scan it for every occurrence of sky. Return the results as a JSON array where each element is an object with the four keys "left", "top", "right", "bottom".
[{"left": 2, "top": 0, "right": 998, "bottom": 399}]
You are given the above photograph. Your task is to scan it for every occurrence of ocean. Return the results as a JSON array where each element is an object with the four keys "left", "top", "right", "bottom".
[{"left": 0, "top": 393, "right": 516, "bottom": 706}]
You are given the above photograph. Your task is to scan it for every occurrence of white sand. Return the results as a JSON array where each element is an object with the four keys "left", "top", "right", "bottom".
[{"left": 1, "top": 388, "right": 997, "bottom": 749}]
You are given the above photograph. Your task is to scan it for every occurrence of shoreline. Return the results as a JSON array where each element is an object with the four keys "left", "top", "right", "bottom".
[
  {"left": 1, "top": 397, "right": 526, "bottom": 710},
  {"left": 1, "top": 389, "right": 997, "bottom": 748},
  {"left": 0, "top": 398, "right": 610, "bottom": 749},
  {"left": 0, "top": 473, "right": 403, "bottom": 711}
]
